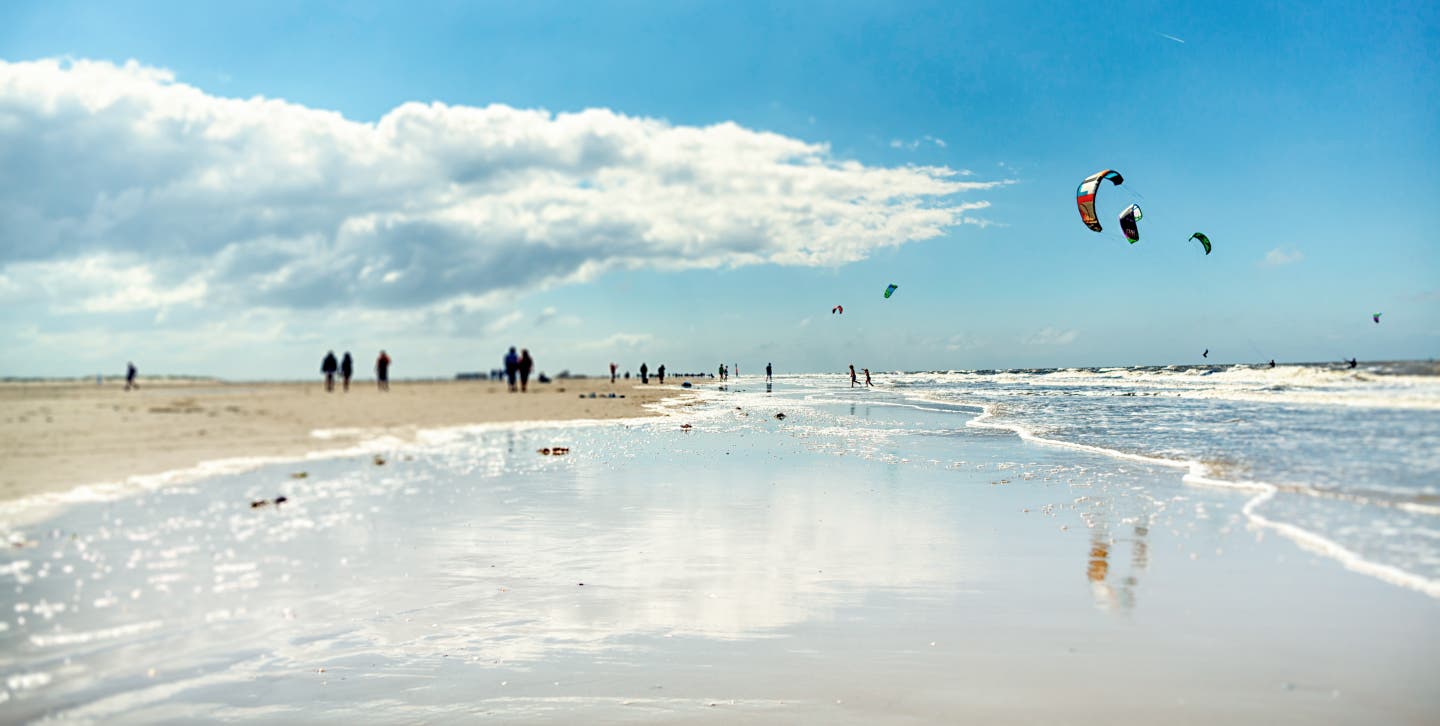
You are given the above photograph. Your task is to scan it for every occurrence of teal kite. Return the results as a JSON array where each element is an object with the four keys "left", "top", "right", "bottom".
[
  {"left": 884, "top": 284, "right": 898, "bottom": 299},
  {"left": 1373, "top": 313, "right": 1382, "bottom": 324},
  {"left": 1189, "top": 232, "right": 1212, "bottom": 255}
]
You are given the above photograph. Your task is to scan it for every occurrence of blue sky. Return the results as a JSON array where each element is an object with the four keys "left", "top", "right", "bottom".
[{"left": 1, "top": 0, "right": 1436, "bottom": 379}]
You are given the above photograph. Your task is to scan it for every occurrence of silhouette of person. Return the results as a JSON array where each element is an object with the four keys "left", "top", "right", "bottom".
[
  {"left": 504, "top": 347, "right": 520, "bottom": 392},
  {"left": 863, "top": 368, "right": 874, "bottom": 387},
  {"left": 518, "top": 349, "right": 534, "bottom": 392},
  {"left": 1348, "top": 358, "right": 1358, "bottom": 369},
  {"left": 766, "top": 362, "right": 772, "bottom": 382},
  {"left": 849, "top": 364, "right": 857, "bottom": 388},
  {"left": 640, "top": 362, "right": 649, "bottom": 384},
  {"left": 125, "top": 362, "right": 138, "bottom": 391},
  {"left": 340, "top": 352, "right": 354, "bottom": 392},
  {"left": 610, "top": 362, "right": 618, "bottom": 384},
  {"left": 1269, "top": 359, "right": 1276, "bottom": 369},
  {"left": 657, "top": 364, "right": 665, "bottom": 384},
  {"left": 322, "top": 351, "right": 338, "bottom": 392},
  {"left": 376, "top": 350, "right": 391, "bottom": 391}
]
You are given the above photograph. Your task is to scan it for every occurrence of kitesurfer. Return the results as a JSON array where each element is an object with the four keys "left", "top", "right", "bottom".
[
  {"left": 1269, "top": 359, "right": 1276, "bottom": 369},
  {"left": 1348, "top": 358, "right": 1358, "bottom": 369}
]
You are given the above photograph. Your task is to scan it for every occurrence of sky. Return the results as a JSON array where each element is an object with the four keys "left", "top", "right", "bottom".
[{"left": 1, "top": 0, "right": 1437, "bottom": 379}]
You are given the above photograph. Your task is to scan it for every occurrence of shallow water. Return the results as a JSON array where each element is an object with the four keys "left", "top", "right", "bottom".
[{"left": 0, "top": 377, "right": 1437, "bottom": 722}]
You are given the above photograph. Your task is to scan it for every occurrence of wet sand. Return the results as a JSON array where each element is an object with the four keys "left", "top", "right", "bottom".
[
  {"left": 0, "top": 377, "right": 694, "bottom": 503},
  {"left": 0, "top": 382, "right": 1435, "bottom": 722}
]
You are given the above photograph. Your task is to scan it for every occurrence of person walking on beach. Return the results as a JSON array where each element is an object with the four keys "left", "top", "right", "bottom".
[
  {"left": 766, "top": 362, "right": 772, "bottom": 382},
  {"left": 340, "top": 352, "right": 354, "bottom": 392},
  {"left": 734, "top": 363, "right": 740, "bottom": 379},
  {"left": 610, "top": 362, "right": 618, "bottom": 384},
  {"left": 518, "top": 349, "right": 534, "bottom": 392},
  {"left": 657, "top": 364, "right": 665, "bottom": 384},
  {"left": 322, "top": 351, "right": 338, "bottom": 392},
  {"left": 125, "top": 361, "right": 138, "bottom": 391},
  {"left": 376, "top": 350, "right": 391, "bottom": 391},
  {"left": 849, "top": 364, "right": 857, "bottom": 388},
  {"left": 504, "top": 347, "right": 520, "bottom": 392},
  {"left": 640, "top": 362, "right": 649, "bottom": 384},
  {"left": 863, "top": 368, "right": 874, "bottom": 387}
]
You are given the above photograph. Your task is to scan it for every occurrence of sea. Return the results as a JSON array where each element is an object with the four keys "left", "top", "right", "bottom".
[
  {"left": 1, "top": 362, "right": 1437, "bottom": 720},
  {"left": 779, "top": 361, "right": 1440, "bottom": 595}
]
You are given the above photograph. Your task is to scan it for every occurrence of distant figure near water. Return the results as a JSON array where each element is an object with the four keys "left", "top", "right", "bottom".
[
  {"left": 1348, "top": 358, "right": 1358, "bottom": 369},
  {"left": 125, "top": 362, "right": 138, "bottom": 391},
  {"left": 1269, "top": 359, "right": 1276, "bottom": 369},
  {"left": 766, "top": 362, "right": 773, "bottom": 382},
  {"left": 376, "top": 350, "right": 391, "bottom": 391},
  {"left": 322, "top": 351, "right": 338, "bottom": 392},
  {"left": 863, "top": 368, "right": 874, "bottom": 387},
  {"left": 504, "top": 347, "right": 520, "bottom": 392},
  {"left": 657, "top": 364, "right": 666, "bottom": 384},
  {"left": 610, "top": 362, "right": 618, "bottom": 384},
  {"left": 340, "top": 352, "right": 354, "bottom": 392},
  {"left": 640, "top": 362, "right": 649, "bottom": 384},
  {"left": 849, "top": 364, "right": 857, "bottom": 388},
  {"left": 518, "top": 349, "right": 534, "bottom": 392}
]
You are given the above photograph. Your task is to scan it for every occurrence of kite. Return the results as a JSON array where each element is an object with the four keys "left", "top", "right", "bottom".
[
  {"left": 1203, "top": 349, "right": 1209, "bottom": 358},
  {"left": 1118, "top": 204, "right": 1143, "bottom": 244},
  {"left": 1189, "top": 232, "right": 1212, "bottom": 255},
  {"left": 1076, "top": 169, "right": 1124, "bottom": 232},
  {"left": 832, "top": 305, "right": 844, "bottom": 314},
  {"left": 884, "top": 284, "right": 898, "bottom": 299},
  {"left": 1373, "top": 313, "right": 1382, "bottom": 324}
]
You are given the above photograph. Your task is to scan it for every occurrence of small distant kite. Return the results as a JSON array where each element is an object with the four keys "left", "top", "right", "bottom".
[
  {"left": 1189, "top": 232, "right": 1212, "bottom": 255},
  {"left": 883, "top": 284, "right": 898, "bottom": 299},
  {"left": 1203, "top": 349, "right": 1209, "bottom": 358},
  {"left": 1118, "top": 204, "right": 1143, "bottom": 244},
  {"left": 832, "top": 305, "right": 844, "bottom": 314},
  {"left": 1373, "top": 313, "right": 1382, "bottom": 324},
  {"left": 1076, "top": 169, "right": 1124, "bottom": 232}
]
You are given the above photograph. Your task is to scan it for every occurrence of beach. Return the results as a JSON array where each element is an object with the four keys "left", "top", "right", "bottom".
[
  {"left": 1, "top": 370, "right": 1437, "bottom": 722},
  {"left": 0, "top": 377, "right": 691, "bottom": 505}
]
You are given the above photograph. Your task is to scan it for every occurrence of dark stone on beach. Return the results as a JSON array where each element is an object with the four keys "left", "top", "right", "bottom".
[
  {"left": 274, "top": 496, "right": 288, "bottom": 506},
  {"left": 250, "top": 500, "right": 268, "bottom": 508},
  {"left": 775, "top": 413, "right": 786, "bottom": 420}
]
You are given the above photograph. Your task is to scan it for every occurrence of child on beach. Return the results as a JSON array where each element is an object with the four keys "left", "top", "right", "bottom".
[
  {"left": 864, "top": 368, "right": 873, "bottom": 387},
  {"left": 849, "top": 364, "right": 857, "bottom": 388}
]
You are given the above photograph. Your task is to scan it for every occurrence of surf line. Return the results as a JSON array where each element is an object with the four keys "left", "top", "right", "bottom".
[{"left": 958, "top": 402, "right": 1440, "bottom": 600}]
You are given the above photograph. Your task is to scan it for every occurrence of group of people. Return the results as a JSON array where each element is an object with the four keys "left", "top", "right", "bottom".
[
  {"left": 503, "top": 347, "right": 536, "bottom": 392},
  {"left": 848, "top": 364, "right": 874, "bottom": 388},
  {"left": 321, "top": 350, "right": 391, "bottom": 392}
]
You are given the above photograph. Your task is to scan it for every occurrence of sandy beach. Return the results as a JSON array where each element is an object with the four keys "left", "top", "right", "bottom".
[{"left": 0, "top": 377, "right": 693, "bottom": 503}]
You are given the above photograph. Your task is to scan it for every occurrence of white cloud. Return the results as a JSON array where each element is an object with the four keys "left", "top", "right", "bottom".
[
  {"left": 576, "top": 332, "right": 654, "bottom": 351},
  {"left": 1022, "top": 327, "right": 1079, "bottom": 345},
  {"left": 1260, "top": 247, "right": 1304, "bottom": 267},
  {"left": 0, "top": 58, "right": 1006, "bottom": 323},
  {"left": 944, "top": 333, "right": 988, "bottom": 351},
  {"left": 889, "top": 134, "right": 947, "bottom": 151}
]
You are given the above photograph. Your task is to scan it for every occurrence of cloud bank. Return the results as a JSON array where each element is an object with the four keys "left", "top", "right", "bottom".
[{"left": 0, "top": 58, "right": 1004, "bottom": 320}]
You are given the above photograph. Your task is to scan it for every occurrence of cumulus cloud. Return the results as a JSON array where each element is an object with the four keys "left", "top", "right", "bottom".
[
  {"left": 1022, "top": 328, "right": 1079, "bottom": 345},
  {"left": 0, "top": 58, "right": 1006, "bottom": 322},
  {"left": 1260, "top": 247, "right": 1304, "bottom": 267}
]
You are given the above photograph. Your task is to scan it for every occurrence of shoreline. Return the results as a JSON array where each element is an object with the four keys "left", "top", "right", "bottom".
[{"left": 0, "top": 377, "right": 699, "bottom": 507}]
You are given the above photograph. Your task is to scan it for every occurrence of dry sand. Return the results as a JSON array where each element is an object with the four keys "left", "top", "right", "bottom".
[{"left": 0, "top": 377, "right": 696, "bottom": 501}]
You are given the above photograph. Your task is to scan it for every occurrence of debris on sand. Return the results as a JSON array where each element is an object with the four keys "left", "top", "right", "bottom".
[
  {"left": 774, "top": 413, "right": 787, "bottom": 420},
  {"left": 373, "top": 455, "right": 386, "bottom": 466},
  {"left": 537, "top": 447, "right": 572, "bottom": 456},
  {"left": 680, "top": 423, "right": 693, "bottom": 431},
  {"left": 250, "top": 500, "right": 269, "bottom": 509},
  {"left": 291, "top": 471, "right": 309, "bottom": 479}
]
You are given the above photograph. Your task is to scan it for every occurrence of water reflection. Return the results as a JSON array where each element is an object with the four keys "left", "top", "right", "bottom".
[{"left": 1085, "top": 524, "right": 1150, "bottom": 613}]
